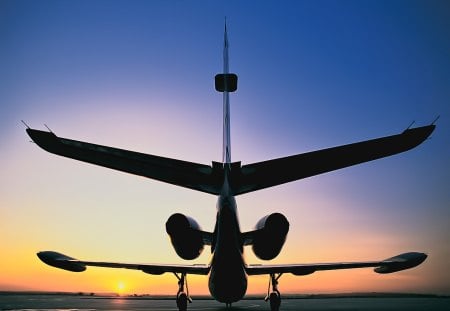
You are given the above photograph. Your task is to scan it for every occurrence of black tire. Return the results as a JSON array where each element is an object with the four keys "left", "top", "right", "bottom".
[
  {"left": 269, "top": 292, "right": 281, "bottom": 311},
  {"left": 177, "top": 292, "right": 188, "bottom": 311}
]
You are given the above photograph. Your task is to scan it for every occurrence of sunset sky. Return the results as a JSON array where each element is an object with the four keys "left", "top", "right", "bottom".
[{"left": 1, "top": 0, "right": 449, "bottom": 296}]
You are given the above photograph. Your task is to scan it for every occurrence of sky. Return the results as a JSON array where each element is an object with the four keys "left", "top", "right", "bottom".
[{"left": 1, "top": 0, "right": 449, "bottom": 297}]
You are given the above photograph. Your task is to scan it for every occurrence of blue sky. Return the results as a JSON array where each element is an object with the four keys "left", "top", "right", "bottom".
[{"left": 1, "top": 0, "right": 449, "bottom": 295}]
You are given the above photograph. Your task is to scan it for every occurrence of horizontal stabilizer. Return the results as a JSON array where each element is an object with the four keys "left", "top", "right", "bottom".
[
  {"left": 26, "top": 129, "right": 222, "bottom": 195},
  {"left": 27, "top": 124, "right": 434, "bottom": 196},
  {"left": 235, "top": 125, "right": 435, "bottom": 195}
]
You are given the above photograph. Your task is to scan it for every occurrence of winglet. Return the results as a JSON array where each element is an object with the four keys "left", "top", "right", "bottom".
[
  {"left": 375, "top": 252, "right": 427, "bottom": 274},
  {"left": 37, "top": 251, "right": 86, "bottom": 272}
]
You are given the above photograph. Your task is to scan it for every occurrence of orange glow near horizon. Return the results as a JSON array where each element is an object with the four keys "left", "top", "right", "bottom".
[{"left": 1, "top": 265, "right": 435, "bottom": 296}]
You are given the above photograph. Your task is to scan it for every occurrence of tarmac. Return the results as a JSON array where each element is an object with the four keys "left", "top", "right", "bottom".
[{"left": 1, "top": 293, "right": 450, "bottom": 311}]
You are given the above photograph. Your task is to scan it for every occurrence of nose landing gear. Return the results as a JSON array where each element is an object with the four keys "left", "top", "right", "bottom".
[
  {"left": 265, "top": 273, "right": 282, "bottom": 311},
  {"left": 174, "top": 272, "right": 192, "bottom": 311}
]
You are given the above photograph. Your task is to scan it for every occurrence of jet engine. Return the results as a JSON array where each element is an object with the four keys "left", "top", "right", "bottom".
[
  {"left": 252, "top": 213, "right": 289, "bottom": 260},
  {"left": 166, "top": 213, "right": 204, "bottom": 260}
]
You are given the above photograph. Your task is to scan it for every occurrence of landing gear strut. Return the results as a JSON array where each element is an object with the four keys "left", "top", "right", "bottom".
[
  {"left": 265, "top": 273, "right": 282, "bottom": 311},
  {"left": 174, "top": 272, "right": 192, "bottom": 311}
]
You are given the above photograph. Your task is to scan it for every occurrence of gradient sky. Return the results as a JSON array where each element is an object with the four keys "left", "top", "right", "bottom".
[{"left": 1, "top": 0, "right": 449, "bottom": 296}]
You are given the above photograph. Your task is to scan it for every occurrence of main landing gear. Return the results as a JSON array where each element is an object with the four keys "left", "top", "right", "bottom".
[
  {"left": 265, "top": 273, "right": 282, "bottom": 311},
  {"left": 174, "top": 272, "right": 192, "bottom": 311}
]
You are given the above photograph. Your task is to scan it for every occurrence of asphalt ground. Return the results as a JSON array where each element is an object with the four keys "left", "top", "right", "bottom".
[{"left": 1, "top": 294, "right": 450, "bottom": 311}]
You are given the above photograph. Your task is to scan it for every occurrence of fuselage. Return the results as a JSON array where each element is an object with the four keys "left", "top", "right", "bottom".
[
  {"left": 208, "top": 23, "right": 247, "bottom": 303},
  {"left": 208, "top": 170, "right": 247, "bottom": 303}
]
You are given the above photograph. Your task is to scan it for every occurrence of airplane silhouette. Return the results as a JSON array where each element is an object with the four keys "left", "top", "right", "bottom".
[{"left": 26, "top": 24, "right": 434, "bottom": 311}]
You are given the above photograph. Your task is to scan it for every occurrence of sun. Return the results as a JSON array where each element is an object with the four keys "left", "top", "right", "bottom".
[{"left": 117, "top": 281, "right": 126, "bottom": 295}]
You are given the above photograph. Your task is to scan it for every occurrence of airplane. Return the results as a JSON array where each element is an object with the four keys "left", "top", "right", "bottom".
[{"left": 26, "top": 24, "right": 435, "bottom": 311}]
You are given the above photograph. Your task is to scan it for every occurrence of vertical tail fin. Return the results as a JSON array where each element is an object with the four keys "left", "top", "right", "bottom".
[
  {"left": 215, "top": 21, "right": 238, "bottom": 165},
  {"left": 222, "top": 22, "right": 231, "bottom": 164}
]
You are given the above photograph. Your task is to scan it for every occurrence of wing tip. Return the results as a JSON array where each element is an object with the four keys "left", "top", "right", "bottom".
[
  {"left": 375, "top": 252, "right": 427, "bottom": 274},
  {"left": 37, "top": 251, "right": 86, "bottom": 272}
]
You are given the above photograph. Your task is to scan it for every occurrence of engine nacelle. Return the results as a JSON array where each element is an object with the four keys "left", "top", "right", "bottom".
[
  {"left": 252, "top": 213, "right": 289, "bottom": 260},
  {"left": 166, "top": 213, "right": 204, "bottom": 260}
]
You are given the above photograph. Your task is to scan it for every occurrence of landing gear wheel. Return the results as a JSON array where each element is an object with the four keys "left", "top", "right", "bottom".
[
  {"left": 177, "top": 292, "right": 188, "bottom": 311},
  {"left": 269, "top": 291, "right": 281, "bottom": 311},
  {"left": 265, "top": 273, "right": 283, "bottom": 311},
  {"left": 174, "top": 272, "right": 192, "bottom": 311}
]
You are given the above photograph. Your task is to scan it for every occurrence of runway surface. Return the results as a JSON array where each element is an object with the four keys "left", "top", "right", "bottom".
[{"left": 1, "top": 294, "right": 450, "bottom": 311}]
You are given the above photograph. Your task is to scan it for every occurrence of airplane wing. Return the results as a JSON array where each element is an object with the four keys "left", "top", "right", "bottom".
[
  {"left": 37, "top": 251, "right": 210, "bottom": 275},
  {"left": 26, "top": 129, "right": 222, "bottom": 195},
  {"left": 245, "top": 252, "right": 427, "bottom": 276},
  {"left": 233, "top": 125, "right": 435, "bottom": 195}
]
